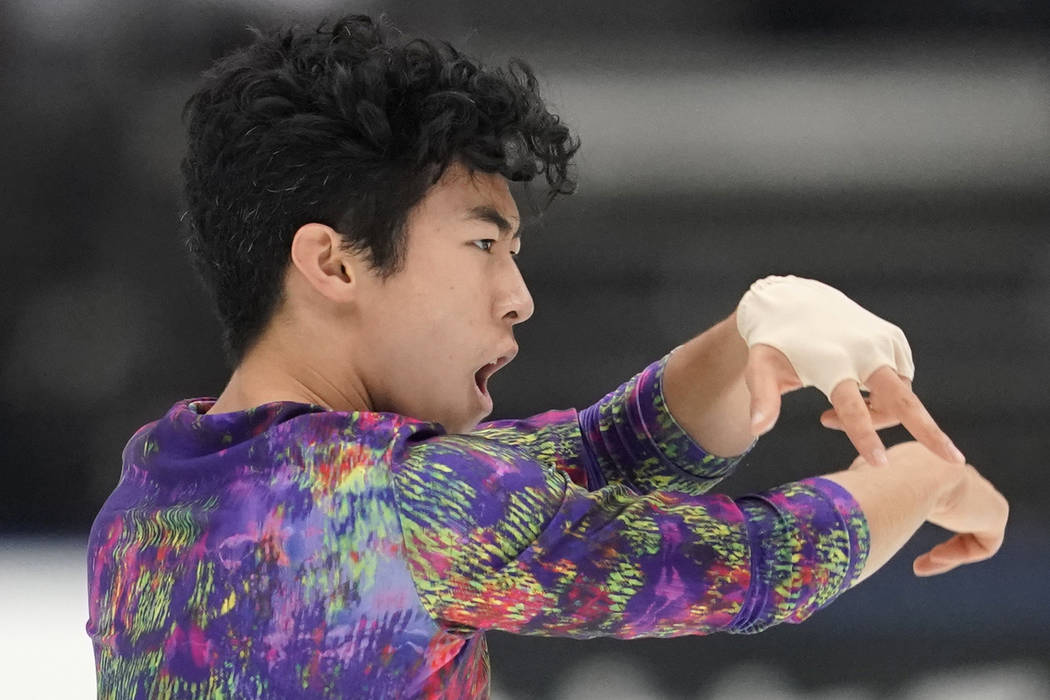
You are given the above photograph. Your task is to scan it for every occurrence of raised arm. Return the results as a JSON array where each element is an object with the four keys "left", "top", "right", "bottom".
[
  {"left": 392, "top": 428, "right": 867, "bottom": 639},
  {"left": 474, "top": 351, "right": 755, "bottom": 496},
  {"left": 476, "top": 276, "right": 959, "bottom": 497},
  {"left": 391, "top": 425, "right": 1005, "bottom": 640}
]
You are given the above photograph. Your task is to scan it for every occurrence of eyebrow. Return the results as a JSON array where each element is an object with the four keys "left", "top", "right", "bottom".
[{"left": 466, "top": 205, "right": 522, "bottom": 239}]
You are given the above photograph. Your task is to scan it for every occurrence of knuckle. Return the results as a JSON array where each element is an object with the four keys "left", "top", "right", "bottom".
[
  {"left": 977, "top": 538, "right": 1001, "bottom": 559},
  {"left": 997, "top": 493, "right": 1010, "bottom": 522}
]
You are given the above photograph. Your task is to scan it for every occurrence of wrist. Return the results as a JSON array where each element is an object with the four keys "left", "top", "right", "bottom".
[{"left": 663, "top": 314, "right": 753, "bottom": 457}]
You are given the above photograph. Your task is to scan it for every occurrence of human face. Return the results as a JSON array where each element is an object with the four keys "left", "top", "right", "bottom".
[{"left": 351, "top": 163, "right": 534, "bottom": 433}]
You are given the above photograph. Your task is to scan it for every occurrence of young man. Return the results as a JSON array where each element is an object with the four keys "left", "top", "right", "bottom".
[{"left": 86, "top": 15, "right": 1008, "bottom": 699}]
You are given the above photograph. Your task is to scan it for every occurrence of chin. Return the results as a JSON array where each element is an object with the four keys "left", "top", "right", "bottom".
[
  {"left": 447, "top": 417, "right": 481, "bottom": 435},
  {"left": 448, "top": 409, "right": 489, "bottom": 435},
  {"left": 427, "top": 395, "right": 489, "bottom": 434}
]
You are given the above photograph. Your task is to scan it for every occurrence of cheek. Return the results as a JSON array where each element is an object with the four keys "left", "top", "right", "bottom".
[
  {"left": 385, "top": 310, "right": 461, "bottom": 372},
  {"left": 377, "top": 268, "right": 486, "bottom": 360}
]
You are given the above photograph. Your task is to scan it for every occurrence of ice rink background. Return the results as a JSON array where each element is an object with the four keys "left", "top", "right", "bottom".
[{"left": 2, "top": 0, "right": 1048, "bottom": 697}]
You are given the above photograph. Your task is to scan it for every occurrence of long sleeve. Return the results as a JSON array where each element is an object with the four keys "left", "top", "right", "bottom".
[
  {"left": 474, "top": 352, "right": 756, "bottom": 496},
  {"left": 391, "top": 411, "right": 869, "bottom": 640}
]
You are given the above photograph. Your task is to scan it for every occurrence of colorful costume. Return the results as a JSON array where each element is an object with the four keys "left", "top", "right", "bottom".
[{"left": 87, "top": 353, "right": 869, "bottom": 698}]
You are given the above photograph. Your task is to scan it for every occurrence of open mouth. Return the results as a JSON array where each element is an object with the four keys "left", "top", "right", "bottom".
[{"left": 473, "top": 353, "right": 514, "bottom": 397}]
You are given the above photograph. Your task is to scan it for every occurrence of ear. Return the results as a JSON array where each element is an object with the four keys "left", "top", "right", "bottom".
[{"left": 289, "top": 223, "right": 361, "bottom": 303}]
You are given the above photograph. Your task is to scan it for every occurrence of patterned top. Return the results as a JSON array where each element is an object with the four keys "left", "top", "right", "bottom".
[{"left": 86, "top": 353, "right": 870, "bottom": 698}]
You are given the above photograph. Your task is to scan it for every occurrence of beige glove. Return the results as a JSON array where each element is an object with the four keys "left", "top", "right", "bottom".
[{"left": 735, "top": 275, "right": 915, "bottom": 399}]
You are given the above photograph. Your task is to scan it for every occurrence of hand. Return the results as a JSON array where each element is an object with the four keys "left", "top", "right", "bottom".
[
  {"left": 919, "top": 465, "right": 1009, "bottom": 576},
  {"left": 818, "top": 367, "right": 966, "bottom": 467},
  {"left": 735, "top": 275, "right": 966, "bottom": 468},
  {"left": 746, "top": 344, "right": 966, "bottom": 468},
  {"left": 851, "top": 442, "right": 1009, "bottom": 577}
]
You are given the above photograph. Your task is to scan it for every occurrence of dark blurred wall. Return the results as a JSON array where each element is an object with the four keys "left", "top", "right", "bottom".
[{"left": 2, "top": 1, "right": 1047, "bottom": 697}]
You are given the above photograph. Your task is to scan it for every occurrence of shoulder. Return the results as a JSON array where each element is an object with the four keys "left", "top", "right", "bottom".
[
  {"left": 289, "top": 409, "right": 445, "bottom": 444},
  {"left": 256, "top": 407, "right": 449, "bottom": 491}
]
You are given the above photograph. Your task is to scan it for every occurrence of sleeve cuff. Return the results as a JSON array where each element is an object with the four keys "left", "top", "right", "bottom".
[
  {"left": 579, "top": 352, "right": 756, "bottom": 493},
  {"left": 729, "top": 476, "right": 871, "bottom": 634}
]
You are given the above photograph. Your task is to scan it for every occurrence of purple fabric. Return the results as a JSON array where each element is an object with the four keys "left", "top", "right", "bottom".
[{"left": 87, "top": 353, "right": 869, "bottom": 698}]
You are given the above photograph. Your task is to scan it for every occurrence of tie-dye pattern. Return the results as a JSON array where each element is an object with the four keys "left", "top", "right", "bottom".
[{"left": 87, "top": 353, "right": 869, "bottom": 698}]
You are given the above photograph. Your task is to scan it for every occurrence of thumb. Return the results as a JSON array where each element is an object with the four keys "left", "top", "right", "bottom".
[{"left": 744, "top": 353, "right": 782, "bottom": 436}]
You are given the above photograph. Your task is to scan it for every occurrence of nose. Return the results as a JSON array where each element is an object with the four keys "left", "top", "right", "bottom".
[{"left": 496, "top": 257, "right": 535, "bottom": 325}]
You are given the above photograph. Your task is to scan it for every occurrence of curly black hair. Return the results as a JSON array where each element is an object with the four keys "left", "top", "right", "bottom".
[{"left": 181, "top": 15, "right": 579, "bottom": 366}]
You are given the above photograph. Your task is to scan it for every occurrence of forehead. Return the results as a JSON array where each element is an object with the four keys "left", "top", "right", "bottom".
[{"left": 415, "top": 162, "right": 520, "bottom": 230}]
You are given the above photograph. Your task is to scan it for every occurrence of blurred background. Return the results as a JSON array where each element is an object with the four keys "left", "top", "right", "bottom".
[{"left": 1, "top": 0, "right": 1048, "bottom": 697}]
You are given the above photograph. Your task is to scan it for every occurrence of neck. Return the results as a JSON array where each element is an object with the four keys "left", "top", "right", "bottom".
[{"left": 207, "top": 336, "right": 373, "bottom": 416}]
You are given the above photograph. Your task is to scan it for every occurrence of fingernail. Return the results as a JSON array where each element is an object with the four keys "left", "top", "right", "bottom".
[
  {"left": 946, "top": 439, "right": 966, "bottom": 464},
  {"left": 872, "top": 448, "right": 889, "bottom": 467}
]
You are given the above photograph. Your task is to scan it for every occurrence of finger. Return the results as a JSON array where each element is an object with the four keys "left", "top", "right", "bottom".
[
  {"left": 922, "top": 532, "right": 1000, "bottom": 569},
  {"left": 865, "top": 367, "right": 966, "bottom": 464},
  {"left": 914, "top": 538, "right": 966, "bottom": 576},
  {"left": 743, "top": 348, "right": 785, "bottom": 437},
  {"left": 913, "top": 533, "right": 1000, "bottom": 576},
  {"left": 913, "top": 552, "right": 957, "bottom": 577},
  {"left": 819, "top": 406, "right": 901, "bottom": 431},
  {"left": 830, "top": 379, "right": 887, "bottom": 466}
]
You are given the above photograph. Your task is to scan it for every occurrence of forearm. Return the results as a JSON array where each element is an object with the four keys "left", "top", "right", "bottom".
[
  {"left": 821, "top": 456, "right": 965, "bottom": 585},
  {"left": 579, "top": 353, "right": 749, "bottom": 494},
  {"left": 663, "top": 312, "right": 755, "bottom": 458}
]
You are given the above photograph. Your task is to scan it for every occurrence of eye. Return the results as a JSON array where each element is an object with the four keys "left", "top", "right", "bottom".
[{"left": 472, "top": 239, "right": 496, "bottom": 252}]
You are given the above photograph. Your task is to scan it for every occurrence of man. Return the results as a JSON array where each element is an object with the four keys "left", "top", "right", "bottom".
[{"left": 86, "top": 15, "right": 1008, "bottom": 699}]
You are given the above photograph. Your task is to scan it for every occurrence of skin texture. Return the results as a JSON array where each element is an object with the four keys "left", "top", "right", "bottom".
[
  {"left": 209, "top": 162, "right": 529, "bottom": 434},
  {"left": 207, "top": 160, "right": 1006, "bottom": 579}
]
